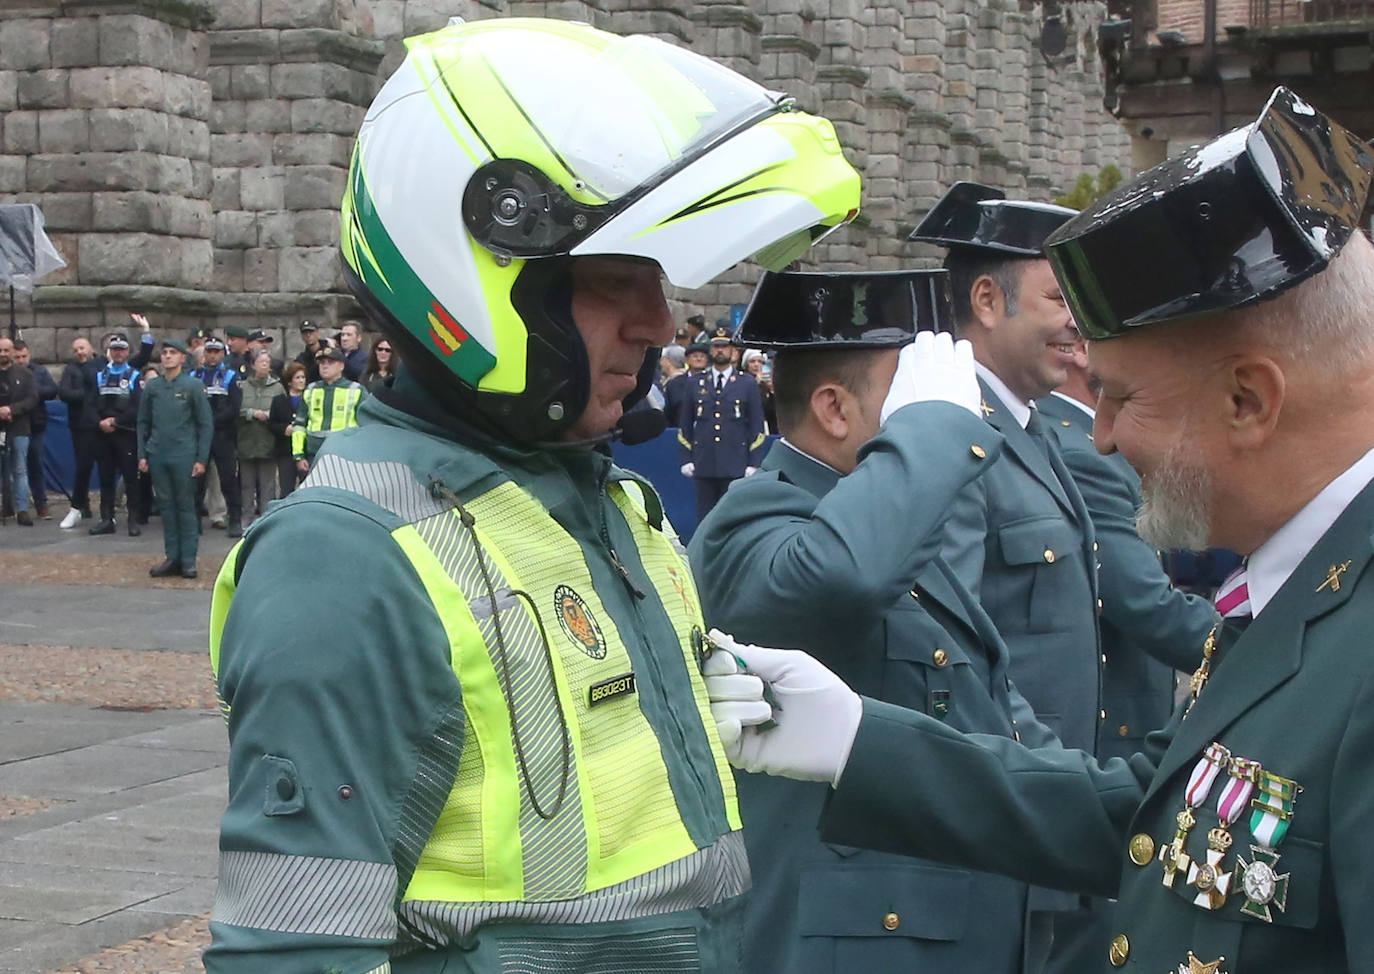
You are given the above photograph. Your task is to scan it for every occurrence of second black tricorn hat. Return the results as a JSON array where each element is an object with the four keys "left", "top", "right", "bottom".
[
  {"left": 910, "top": 182, "right": 1077, "bottom": 256},
  {"left": 737, "top": 269, "right": 954, "bottom": 350},
  {"left": 1045, "top": 86, "right": 1373, "bottom": 341}
]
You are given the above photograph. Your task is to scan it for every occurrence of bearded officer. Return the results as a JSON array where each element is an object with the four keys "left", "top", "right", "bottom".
[
  {"left": 710, "top": 86, "right": 1374, "bottom": 974},
  {"left": 205, "top": 17, "right": 861, "bottom": 972}
]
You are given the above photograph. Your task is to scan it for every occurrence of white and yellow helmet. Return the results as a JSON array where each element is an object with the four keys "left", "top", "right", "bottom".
[{"left": 341, "top": 17, "right": 861, "bottom": 441}]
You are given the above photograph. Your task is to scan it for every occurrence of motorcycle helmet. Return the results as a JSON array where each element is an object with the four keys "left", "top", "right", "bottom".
[{"left": 341, "top": 17, "right": 861, "bottom": 442}]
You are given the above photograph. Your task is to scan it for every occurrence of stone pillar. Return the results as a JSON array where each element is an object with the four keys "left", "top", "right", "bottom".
[
  {"left": 207, "top": 0, "right": 384, "bottom": 353},
  {"left": 0, "top": 0, "right": 214, "bottom": 360}
]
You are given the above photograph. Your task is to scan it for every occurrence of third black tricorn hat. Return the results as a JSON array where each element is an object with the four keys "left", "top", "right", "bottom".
[
  {"left": 909, "top": 182, "right": 1077, "bottom": 256},
  {"left": 1045, "top": 86, "right": 1373, "bottom": 341},
  {"left": 737, "top": 269, "right": 955, "bottom": 350}
]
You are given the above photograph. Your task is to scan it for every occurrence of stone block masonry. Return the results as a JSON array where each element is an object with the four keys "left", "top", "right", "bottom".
[{"left": 1, "top": 0, "right": 1129, "bottom": 360}]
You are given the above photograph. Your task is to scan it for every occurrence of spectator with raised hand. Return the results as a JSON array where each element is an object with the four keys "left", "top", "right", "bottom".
[
  {"left": 237, "top": 348, "right": 283, "bottom": 527},
  {"left": 0, "top": 337, "right": 37, "bottom": 525},
  {"left": 87, "top": 332, "right": 145, "bottom": 536}
]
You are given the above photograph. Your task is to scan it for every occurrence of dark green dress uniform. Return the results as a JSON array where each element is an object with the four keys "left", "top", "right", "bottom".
[
  {"left": 692, "top": 403, "right": 1061, "bottom": 974},
  {"left": 821, "top": 475, "right": 1374, "bottom": 973},
  {"left": 137, "top": 371, "right": 212, "bottom": 568}
]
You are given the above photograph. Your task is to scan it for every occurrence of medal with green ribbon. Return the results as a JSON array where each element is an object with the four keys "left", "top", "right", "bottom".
[{"left": 1235, "top": 770, "right": 1301, "bottom": 922}]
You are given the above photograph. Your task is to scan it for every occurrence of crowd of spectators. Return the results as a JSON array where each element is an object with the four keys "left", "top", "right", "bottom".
[{"left": 0, "top": 315, "right": 392, "bottom": 544}]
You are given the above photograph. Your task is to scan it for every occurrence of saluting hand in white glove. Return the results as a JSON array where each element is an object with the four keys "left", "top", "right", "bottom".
[
  {"left": 704, "top": 629, "right": 863, "bottom": 787},
  {"left": 879, "top": 329, "right": 981, "bottom": 424}
]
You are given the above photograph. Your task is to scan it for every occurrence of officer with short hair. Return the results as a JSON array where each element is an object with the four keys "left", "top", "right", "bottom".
[
  {"left": 137, "top": 338, "right": 212, "bottom": 578},
  {"left": 87, "top": 333, "right": 144, "bottom": 536},
  {"left": 190, "top": 336, "right": 244, "bottom": 538},
  {"left": 223, "top": 326, "right": 251, "bottom": 376},
  {"left": 678, "top": 324, "right": 767, "bottom": 522},
  {"left": 291, "top": 345, "right": 366, "bottom": 474},
  {"left": 293, "top": 319, "right": 326, "bottom": 383}
]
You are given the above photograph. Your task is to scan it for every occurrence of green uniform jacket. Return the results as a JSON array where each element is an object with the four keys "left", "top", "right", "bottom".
[
  {"left": 1037, "top": 393, "right": 1219, "bottom": 760},
  {"left": 208, "top": 385, "right": 744, "bottom": 974},
  {"left": 136, "top": 372, "right": 212, "bottom": 461},
  {"left": 690, "top": 403, "right": 1060, "bottom": 974},
  {"left": 820, "top": 476, "right": 1374, "bottom": 973}
]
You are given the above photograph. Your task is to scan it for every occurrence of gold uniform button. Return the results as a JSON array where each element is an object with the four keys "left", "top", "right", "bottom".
[
  {"left": 882, "top": 912, "right": 900, "bottom": 931},
  {"left": 1118, "top": 724, "right": 1130, "bottom": 737},
  {"left": 932, "top": 648, "right": 949, "bottom": 667},
  {"left": 1109, "top": 933, "right": 1130, "bottom": 966},
  {"left": 1128, "top": 833, "right": 1155, "bottom": 865},
  {"left": 1043, "top": 548, "right": 1056, "bottom": 564},
  {"left": 970, "top": 444, "right": 987, "bottom": 459}
]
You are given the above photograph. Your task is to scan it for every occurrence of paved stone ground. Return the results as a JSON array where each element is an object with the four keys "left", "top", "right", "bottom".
[{"left": 0, "top": 504, "right": 238, "bottom": 973}]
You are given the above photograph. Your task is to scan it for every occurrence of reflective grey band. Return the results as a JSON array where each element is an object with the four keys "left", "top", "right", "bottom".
[
  {"left": 213, "top": 851, "right": 398, "bottom": 940},
  {"left": 397, "top": 830, "right": 748, "bottom": 946}
]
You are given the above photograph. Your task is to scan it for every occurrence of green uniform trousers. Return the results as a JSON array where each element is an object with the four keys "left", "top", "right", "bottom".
[{"left": 149, "top": 455, "right": 199, "bottom": 566}]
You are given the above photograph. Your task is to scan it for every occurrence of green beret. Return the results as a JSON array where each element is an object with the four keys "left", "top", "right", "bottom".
[
  {"left": 225, "top": 326, "right": 250, "bottom": 339},
  {"left": 160, "top": 337, "right": 188, "bottom": 353}
]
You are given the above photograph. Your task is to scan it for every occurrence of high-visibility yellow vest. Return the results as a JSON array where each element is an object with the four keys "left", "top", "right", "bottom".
[
  {"left": 292, "top": 381, "right": 364, "bottom": 457},
  {"left": 211, "top": 451, "right": 745, "bottom": 944}
]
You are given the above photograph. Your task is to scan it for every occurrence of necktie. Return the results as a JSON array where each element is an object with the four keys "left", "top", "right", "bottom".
[
  {"left": 1023, "top": 408, "right": 1055, "bottom": 466},
  {"left": 715, "top": 373, "right": 724, "bottom": 394},
  {"left": 1214, "top": 563, "right": 1251, "bottom": 620}
]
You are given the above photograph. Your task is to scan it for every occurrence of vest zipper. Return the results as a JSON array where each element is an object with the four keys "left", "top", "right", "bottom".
[{"left": 596, "top": 468, "right": 716, "bottom": 841}]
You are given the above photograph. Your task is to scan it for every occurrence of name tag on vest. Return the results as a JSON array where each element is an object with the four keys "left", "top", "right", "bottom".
[{"left": 588, "top": 672, "right": 636, "bottom": 707}]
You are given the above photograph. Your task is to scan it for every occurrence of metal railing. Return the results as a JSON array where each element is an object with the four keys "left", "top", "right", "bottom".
[{"left": 1250, "top": 0, "right": 1374, "bottom": 28}]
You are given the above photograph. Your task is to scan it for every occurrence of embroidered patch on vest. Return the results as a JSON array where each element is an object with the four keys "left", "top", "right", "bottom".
[
  {"left": 588, "top": 672, "right": 636, "bottom": 707},
  {"left": 555, "top": 585, "right": 606, "bottom": 659}
]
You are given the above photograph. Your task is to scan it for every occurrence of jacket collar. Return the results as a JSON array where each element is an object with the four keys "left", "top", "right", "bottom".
[
  {"left": 979, "top": 377, "right": 1076, "bottom": 516},
  {"left": 1144, "top": 476, "right": 1374, "bottom": 803}
]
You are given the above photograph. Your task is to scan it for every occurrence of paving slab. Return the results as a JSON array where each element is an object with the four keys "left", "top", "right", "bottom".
[{"left": 0, "top": 586, "right": 212, "bottom": 654}]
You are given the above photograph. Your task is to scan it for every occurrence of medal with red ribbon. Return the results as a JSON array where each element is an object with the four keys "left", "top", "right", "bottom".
[
  {"left": 1187, "top": 755, "right": 1259, "bottom": 909},
  {"left": 1160, "top": 742, "right": 1230, "bottom": 888}
]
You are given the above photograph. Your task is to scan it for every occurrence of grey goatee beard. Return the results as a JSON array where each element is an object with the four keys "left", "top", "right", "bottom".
[{"left": 1136, "top": 440, "right": 1213, "bottom": 552}]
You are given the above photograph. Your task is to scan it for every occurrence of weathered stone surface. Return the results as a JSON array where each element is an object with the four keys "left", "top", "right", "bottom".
[
  {"left": 243, "top": 248, "right": 279, "bottom": 291},
  {"left": 37, "top": 108, "right": 90, "bottom": 153},
  {"left": 289, "top": 98, "right": 362, "bottom": 135},
  {"left": 230, "top": 63, "right": 270, "bottom": 100},
  {"left": 69, "top": 67, "right": 163, "bottom": 110},
  {"left": 27, "top": 191, "right": 92, "bottom": 233},
  {"left": 78, "top": 232, "right": 183, "bottom": 285},
  {"left": 262, "top": 0, "right": 338, "bottom": 30},
  {"left": 17, "top": 70, "right": 70, "bottom": 110},
  {"left": 215, "top": 209, "right": 258, "bottom": 248},
  {"left": 0, "top": 155, "right": 26, "bottom": 193},
  {"left": 271, "top": 132, "right": 351, "bottom": 167},
  {"left": 3, "top": 111, "right": 39, "bottom": 155},
  {"left": 92, "top": 191, "right": 166, "bottom": 232},
  {"left": 51, "top": 18, "right": 99, "bottom": 69},
  {"left": 0, "top": 19, "right": 50, "bottom": 72},
  {"left": 278, "top": 246, "right": 340, "bottom": 291},
  {"left": 282, "top": 165, "right": 345, "bottom": 210},
  {"left": 239, "top": 167, "right": 285, "bottom": 210},
  {"left": 211, "top": 131, "right": 273, "bottom": 167}
]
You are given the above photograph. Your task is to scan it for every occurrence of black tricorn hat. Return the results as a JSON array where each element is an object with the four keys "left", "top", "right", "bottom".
[
  {"left": 736, "top": 269, "right": 955, "bottom": 350},
  {"left": 1046, "top": 86, "right": 1373, "bottom": 341},
  {"left": 909, "top": 182, "right": 1077, "bottom": 256}
]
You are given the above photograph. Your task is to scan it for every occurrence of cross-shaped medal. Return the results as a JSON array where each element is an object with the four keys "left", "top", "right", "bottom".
[
  {"left": 1159, "top": 808, "right": 1195, "bottom": 888},
  {"left": 1187, "top": 846, "right": 1234, "bottom": 910},
  {"left": 1317, "top": 561, "right": 1351, "bottom": 593},
  {"left": 1236, "top": 845, "right": 1291, "bottom": 922}
]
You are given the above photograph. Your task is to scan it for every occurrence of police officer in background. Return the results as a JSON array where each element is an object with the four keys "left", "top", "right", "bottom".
[
  {"left": 678, "top": 324, "right": 767, "bottom": 522},
  {"left": 190, "top": 336, "right": 244, "bottom": 539},
  {"left": 245, "top": 329, "right": 284, "bottom": 376},
  {"left": 138, "top": 337, "right": 211, "bottom": 578},
  {"left": 293, "top": 319, "right": 327, "bottom": 384},
  {"left": 223, "top": 326, "right": 251, "bottom": 376},
  {"left": 87, "top": 333, "right": 144, "bottom": 536},
  {"left": 912, "top": 183, "right": 1101, "bottom": 971},
  {"left": 291, "top": 345, "right": 366, "bottom": 474}
]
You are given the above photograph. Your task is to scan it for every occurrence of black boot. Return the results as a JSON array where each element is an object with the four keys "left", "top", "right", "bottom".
[
  {"left": 88, "top": 519, "right": 116, "bottom": 535},
  {"left": 127, "top": 520, "right": 141, "bottom": 537},
  {"left": 149, "top": 559, "right": 182, "bottom": 577},
  {"left": 226, "top": 517, "right": 243, "bottom": 539},
  {"left": 181, "top": 563, "right": 198, "bottom": 579}
]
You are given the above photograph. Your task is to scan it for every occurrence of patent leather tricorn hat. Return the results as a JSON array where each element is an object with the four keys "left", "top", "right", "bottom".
[
  {"left": 1046, "top": 86, "right": 1373, "bottom": 341},
  {"left": 909, "top": 182, "right": 1078, "bottom": 256},
  {"left": 737, "top": 269, "right": 954, "bottom": 349}
]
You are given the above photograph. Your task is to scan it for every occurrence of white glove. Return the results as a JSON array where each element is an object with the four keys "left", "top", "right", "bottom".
[
  {"left": 744, "top": 466, "right": 758, "bottom": 477},
  {"left": 879, "top": 330, "right": 982, "bottom": 424},
  {"left": 681, "top": 462, "right": 695, "bottom": 478},
  {"left": 705, "top": 630, "right": 863, "bottom": 787},
  {"left": 701, "top": 634, "right": 773, "bottom": 750}
]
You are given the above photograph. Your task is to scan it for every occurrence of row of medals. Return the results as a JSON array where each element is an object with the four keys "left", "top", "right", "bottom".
[{"left": 1140, "top": 740, "right": 1299, "bottom": 923}]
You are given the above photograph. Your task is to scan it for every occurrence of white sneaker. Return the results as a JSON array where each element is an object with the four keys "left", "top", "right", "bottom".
[{"left": 59, "top": 509, "right": 83, "bottom": 529}]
